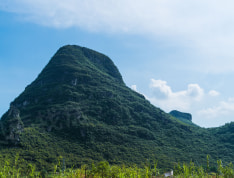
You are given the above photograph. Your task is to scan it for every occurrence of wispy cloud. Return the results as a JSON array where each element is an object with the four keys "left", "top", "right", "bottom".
[
  {"left": 198, "top": 98, "right": 234, "bottom": 119},
  {"left": 1, "top": 1, "right": 234, "bottom": 73},
  {"left": 1, "top": 0, "right": 233, "bottom": 35},
  {"left": 208, "top": 90, "right": 220, "bottom": 97}
]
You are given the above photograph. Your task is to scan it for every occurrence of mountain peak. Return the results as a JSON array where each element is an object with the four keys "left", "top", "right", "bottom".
[
  {"left": 0, "top": 45, "right": 126, "bottom": 135},
  {"left": 1, "top": 45, "right": 126, "bottom": 129},
  {"left": 48, "top": 45, "right": 124, "bottom": 83}
]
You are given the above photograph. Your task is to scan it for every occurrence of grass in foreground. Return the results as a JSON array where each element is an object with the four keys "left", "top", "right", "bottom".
[{"left": 0, "top": 155, "right": 233, "bottom": 177}]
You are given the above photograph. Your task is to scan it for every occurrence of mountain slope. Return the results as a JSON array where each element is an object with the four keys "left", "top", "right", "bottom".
[{"left": 0, "top": 45, "right": 233, "bottom": 170}]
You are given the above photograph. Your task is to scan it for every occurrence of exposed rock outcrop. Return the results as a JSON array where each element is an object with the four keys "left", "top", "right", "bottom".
[
  {"left": 169, "top": 110, "right": 192, "bottom": 121},
  {"left": 169, "top": 110, "right": 196, "bottom": 126},
  {"left": 0, "top": 105, "right": 24, "bottom": 144}
]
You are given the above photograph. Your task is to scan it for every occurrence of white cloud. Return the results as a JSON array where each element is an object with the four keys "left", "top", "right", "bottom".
[
  {"left": 1, "top": 0, "right": 228, "bottom": 34},
  {"left": 187, "top": 84, "right": 204, "bottom": 101},
  {"left": 208, "top": 90, "right": 220, "bottom": 97},
  {"left": 198, "top": 98, "right": 234, "bottom": 119},
  {"left": 149, "top": 79, "right": 172, "bottom": 99},
  {"left": 148, "top": 79, "right": 204, "bottom": 112},
  {"left": 2, "top": 1, "right": 234, "bottom": 72},
  {"left": 130, "top": 79, "right": 232, "bottom": 127},
  {"left": 131, "top": 85, "right": 137, "bottom": 92}
]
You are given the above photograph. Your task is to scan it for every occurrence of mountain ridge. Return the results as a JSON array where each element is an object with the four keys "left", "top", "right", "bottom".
[{"left": 0, "top": 45, "right": 233, "bottom": 170}]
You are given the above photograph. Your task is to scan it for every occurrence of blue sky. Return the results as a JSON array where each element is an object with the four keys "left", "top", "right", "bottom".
[{"left": 1, "top": 0, "right": 234, "bottom": 127}]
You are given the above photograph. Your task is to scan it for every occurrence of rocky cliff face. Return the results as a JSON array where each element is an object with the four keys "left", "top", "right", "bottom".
[
  {"left": 169, "top": 110, "right": 198, "bottom": 127},
  {"left": 0, "top": 105, "right": 24, "bottom": 144},
  {"left": 169, "top": 110, "right": 192, "bottom": 121}
]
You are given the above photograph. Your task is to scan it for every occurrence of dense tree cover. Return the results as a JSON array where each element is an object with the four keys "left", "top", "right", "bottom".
[{"left": 0, "top": 45, "right": 233, "bottom": 171}]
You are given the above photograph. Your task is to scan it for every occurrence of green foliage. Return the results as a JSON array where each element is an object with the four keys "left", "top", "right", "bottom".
[
  {"left": 173, "top": 159, "right": 234, "bottom": 178},
  {"left": 0, "top": 157, "right": 232, "bottom": 177}
]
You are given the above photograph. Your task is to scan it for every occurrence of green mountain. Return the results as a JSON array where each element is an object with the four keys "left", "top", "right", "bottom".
[{"left": 0, "top": 45, "right": 233, "bottom": 171}]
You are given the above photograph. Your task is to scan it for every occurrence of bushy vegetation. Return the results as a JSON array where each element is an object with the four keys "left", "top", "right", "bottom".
[{"left": 0, "top": 155, "right": 233, "bottom": 177}]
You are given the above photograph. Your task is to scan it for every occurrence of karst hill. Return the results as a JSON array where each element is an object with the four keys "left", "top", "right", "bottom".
[{"left": 0, "top": 45, "right": 233, "bottom": 170}]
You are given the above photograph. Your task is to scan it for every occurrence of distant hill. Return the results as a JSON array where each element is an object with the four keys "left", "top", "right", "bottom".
[
  {"left": 0, "top": 45, "right": 233, "bottom": 170},
  {"left": 169, "top": 110, "right": 197, "bottom": 126}
]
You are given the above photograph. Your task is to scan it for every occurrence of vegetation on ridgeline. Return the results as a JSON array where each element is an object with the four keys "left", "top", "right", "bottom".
[{"left": 0, "top": 45, "right": 233, "bottom": 172}]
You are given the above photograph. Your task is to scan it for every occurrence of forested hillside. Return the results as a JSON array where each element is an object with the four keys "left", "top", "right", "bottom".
[{"left": 0, "top": 45, "right": 233, "bottom": 171}]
